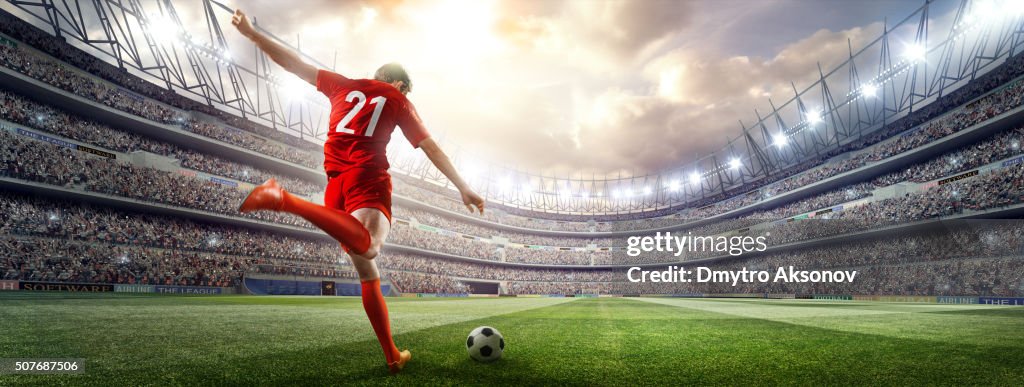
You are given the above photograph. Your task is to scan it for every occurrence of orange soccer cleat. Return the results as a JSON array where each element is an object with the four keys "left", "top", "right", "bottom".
[
  {"left": 238, "top": 178, "right": 284, "bottom": 213},
  {"left": 388, "top": 349, "right": 412, "bottom": 374}
]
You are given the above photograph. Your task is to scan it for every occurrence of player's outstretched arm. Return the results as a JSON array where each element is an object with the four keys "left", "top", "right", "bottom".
[
  {"left": 231, "top": 9, "right": 317, "bottom": 85},
  {"left": 419, "top": 138, "right": 485, "bottom": 215}
]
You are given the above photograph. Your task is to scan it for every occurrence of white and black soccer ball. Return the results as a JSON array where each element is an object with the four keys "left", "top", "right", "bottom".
[{"left": 466, "top": 326, "right": 504, "bottom": 362}]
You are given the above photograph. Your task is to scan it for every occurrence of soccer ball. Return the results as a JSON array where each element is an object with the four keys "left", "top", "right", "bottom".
[{"left": 466, "top": 326, "right": 504, "bottom": 362}]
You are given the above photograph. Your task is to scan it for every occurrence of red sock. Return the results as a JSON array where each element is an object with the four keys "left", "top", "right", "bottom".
[
  {"left": 361, "top": 279, "right": 401, "bottom": 364},
  {"left": 279, "top": 191, "right": 371, "bottom": 255}
]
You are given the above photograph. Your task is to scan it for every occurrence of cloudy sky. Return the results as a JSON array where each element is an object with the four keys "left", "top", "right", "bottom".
[{"left": 210, "top": 0, "right": 948, "bottom": 175}]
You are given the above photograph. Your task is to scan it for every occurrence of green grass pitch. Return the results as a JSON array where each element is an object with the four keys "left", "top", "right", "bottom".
[{"left": 2, "top": 294, "right": 1024, "bottom": 385}]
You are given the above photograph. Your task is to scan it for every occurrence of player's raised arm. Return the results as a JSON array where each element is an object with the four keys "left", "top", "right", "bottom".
[
  {"left": 419, "top": 138, "right": 485, "bottom": 215},
  {"left": 231, "top": 9, "right": 317, "bottom": 85}
]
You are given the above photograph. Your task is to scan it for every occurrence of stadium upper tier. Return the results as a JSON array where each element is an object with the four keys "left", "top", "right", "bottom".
[
  {"left": 2, "top": 10, "right": 1023, "bottom": 219},
  {"left": 0, "top": 10, "right": 324, "bottom": 154}
]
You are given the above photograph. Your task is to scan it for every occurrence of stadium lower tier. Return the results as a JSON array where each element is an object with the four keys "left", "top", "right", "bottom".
[{"left": 1, "top": 191, "right": 1022, "bottom": 296}]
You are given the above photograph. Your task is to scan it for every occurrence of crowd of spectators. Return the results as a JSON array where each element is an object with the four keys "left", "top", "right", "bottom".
[
  {"left": 0, "top": 193, "right": 343, "bottom": 265},
  {"left": 1, "top": 236, "right": 247, "bottom": 286},
  {"left": 4, "top": 9, "right": 1024, "bottom": 241},
  {"left": 4, "top": 119, "right": 1024, "bottom": 267},
  {"left": 0, "top": 129, "right": 312, "bottom": 228},
  {"left": 5, "top": 6, "right": 1024, "bottom": 230},
  {"left": 0, "top": 90, "right": 324, "bottom": 195},
  {"left": 2, "top": 10, "right": 1024, "bottom": 296},
  {"left": 1, "top": 191, "right": 1022, "bottom": 297},
  {"left": 373, "top": 224, "right": 1024, "bottom": 296}
]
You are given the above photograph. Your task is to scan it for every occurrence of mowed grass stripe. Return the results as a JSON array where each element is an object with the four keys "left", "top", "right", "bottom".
[
  {"left": 0, "top": 294, "right": 572, "bottom": 386},
  {"left": 634, "top": 297, "right": 1024, "bottom": 347}
]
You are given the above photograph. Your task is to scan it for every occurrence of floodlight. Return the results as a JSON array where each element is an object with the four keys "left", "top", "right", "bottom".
[
  {"left": 806, "top": 111, "right": 822, "bottom": 124},
  {"left": 689, "top": 172, "right": 701, "bottom": 185},
  {"left": 773, "top": 134, "right": 789, "bottom": 147},
  {"left": 904, "top": 44, "right": 926, "bottom": 61},
  {"left": 862, "top": 83, "right": 878, "bottom": 98}
]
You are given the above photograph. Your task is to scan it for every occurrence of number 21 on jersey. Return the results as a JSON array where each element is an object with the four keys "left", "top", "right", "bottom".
[{"left": 335, "top": 90, "right": 386, "bottom": 136}]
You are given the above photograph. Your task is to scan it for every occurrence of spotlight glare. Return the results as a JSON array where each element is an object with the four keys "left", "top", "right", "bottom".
[
  {"left": 971, "top": 0, "right": 1003, "bottom": 21},
  {"left": 861, "top": 83, "right": 878, "bottom": 98},
  {"left": 729, "top": 157, "right": 742, "bottom": 169},
  {"left": 669, "top": 180, "right": 681, "bottom": 192},
  {"left": 689, "top": 172, "right": 701, "bottom": 185},
  {"left": 282, "top": 77, "right": 310, "bottom": 102},
  {"left": 146, "top": 14, "right": 181, "bottom": 43},
  {"left": 498, "top": 177, "right": 513, "bottom": 191},
  {"left": 643, "top": 186, "right": 653, "bottom": 195},
  {"left": 773, "top": 133, "right": 789, "bottom": 147},
  {"left": 806, "top": 111, "right": 822, "bottom": 124},
  {"left": 904, "top": 44, "right": 926, "bottom": 61}
]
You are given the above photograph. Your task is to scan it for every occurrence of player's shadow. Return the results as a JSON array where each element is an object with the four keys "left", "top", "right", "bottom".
[{"left": 207, "top": 337, "right": 554, "bottom": 386}]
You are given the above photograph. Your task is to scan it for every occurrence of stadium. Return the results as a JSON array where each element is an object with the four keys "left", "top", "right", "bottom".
[{"left": 2, "top": 0, "right": 1024, "bottom": 385}]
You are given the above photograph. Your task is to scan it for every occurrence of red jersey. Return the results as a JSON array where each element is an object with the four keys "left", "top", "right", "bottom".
[{"left": 316, "top": 69, "right": 430, "bottom": 173}]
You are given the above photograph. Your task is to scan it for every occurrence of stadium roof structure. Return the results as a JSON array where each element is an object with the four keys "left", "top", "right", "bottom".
[{"left": 4, "top": 0, "right": 1023, "bottom": 216}]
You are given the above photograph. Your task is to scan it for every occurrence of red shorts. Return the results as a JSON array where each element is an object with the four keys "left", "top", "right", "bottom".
[{"left": 324, "top": 167, "right": 393, "bottom": 222}]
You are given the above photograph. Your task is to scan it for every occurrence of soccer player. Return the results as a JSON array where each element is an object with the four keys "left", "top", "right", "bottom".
[{"left": 231, "top": 9, "right": 485, "bottom": 374}]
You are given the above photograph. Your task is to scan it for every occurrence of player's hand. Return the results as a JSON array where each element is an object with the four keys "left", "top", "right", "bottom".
[
  {"left": 232, "top": 9, "right": 256, "bottom": 40},
  {"left": 461, "top": 189, "right": 485, "bottom": 215}
]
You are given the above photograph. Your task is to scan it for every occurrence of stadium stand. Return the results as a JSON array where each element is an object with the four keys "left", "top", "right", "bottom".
[{"left": 1, "top": 12, "right": 1023, "bottom": 297}]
